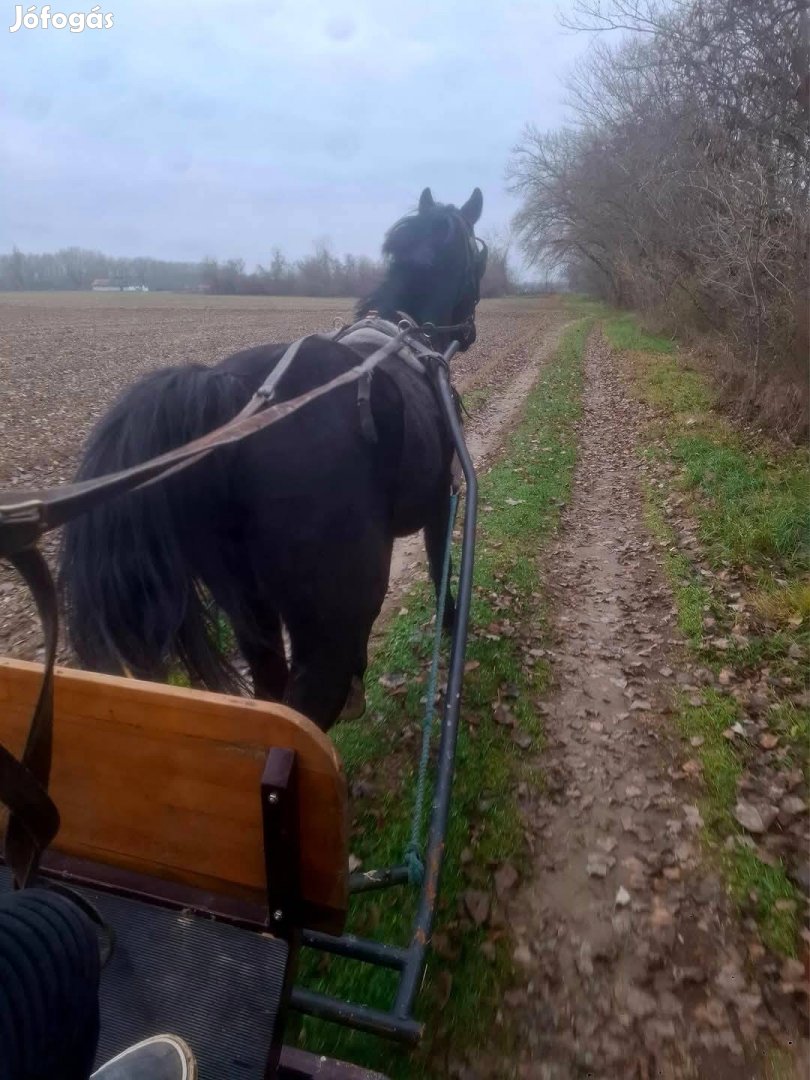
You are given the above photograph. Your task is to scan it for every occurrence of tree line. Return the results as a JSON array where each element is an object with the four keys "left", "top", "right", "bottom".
[
  {"left": 0, "top": 237, "right": 518, "bottom": 299},
  {"left": 509, "top": 0, "right": 809, "bottom": 429}
]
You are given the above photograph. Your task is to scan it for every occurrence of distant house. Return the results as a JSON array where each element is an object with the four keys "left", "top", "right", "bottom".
[{"left": 91, "top": 279, "right": 149, "bottom": 292}]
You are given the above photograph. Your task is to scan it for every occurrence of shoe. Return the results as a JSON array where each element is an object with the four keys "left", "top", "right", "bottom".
[{"left": 91, "top": 1034, "right": 197, "bottom": 1079}]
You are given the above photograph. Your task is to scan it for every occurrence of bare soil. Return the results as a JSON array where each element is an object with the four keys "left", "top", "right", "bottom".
[
  {"left": 501, "top": 334, "right": 808, "bottom": 1079},
  {"left": 0, "top": 292, "right": 563, "bottom": 661}
]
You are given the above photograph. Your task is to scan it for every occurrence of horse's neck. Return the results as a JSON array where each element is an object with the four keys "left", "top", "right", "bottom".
[{"left": 358, "top": 271, "right": 451, "bottom": 327}]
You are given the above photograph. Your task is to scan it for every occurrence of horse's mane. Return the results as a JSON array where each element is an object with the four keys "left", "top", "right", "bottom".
[
  {"left": 382, "top": 203, "right": 466, "bottom": 267},
  {"left": 356, "top": 202, "right": 468, "bottom": 319}
]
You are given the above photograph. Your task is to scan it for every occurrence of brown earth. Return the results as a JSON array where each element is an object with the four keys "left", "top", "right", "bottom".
[
  {"left": 497, "top": 333, "right": 809, "bottom": 1079},
  {"left": 0, "top": 292, "right": 563, "bottom": 661}
]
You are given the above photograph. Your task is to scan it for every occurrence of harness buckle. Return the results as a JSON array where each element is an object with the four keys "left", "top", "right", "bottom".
[{"left": 0, "top": 500, "right": 44, "bottom": 527}]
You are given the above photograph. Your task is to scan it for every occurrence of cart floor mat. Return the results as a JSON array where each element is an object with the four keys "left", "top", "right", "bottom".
[{"left": 1, "top": 869, "right": 287, "bottom": 1079}]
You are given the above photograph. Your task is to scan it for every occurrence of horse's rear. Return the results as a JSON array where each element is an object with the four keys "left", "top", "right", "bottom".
[{"left": 60, "top": 337, "right": 405, "bottom": 730}]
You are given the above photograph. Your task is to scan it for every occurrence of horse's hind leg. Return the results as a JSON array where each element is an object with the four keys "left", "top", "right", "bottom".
[
  {"left": 201, "top": 562, "right": 288, "bottom": 700},
  {"left": 283, "top": 634, "right": 363, "bottom": 731},
  {"left": 233, "top": 612, "right": 288, "bottom": 701},
  {"left": 281, "top": 534, "right": 390, "bottom": 731}
]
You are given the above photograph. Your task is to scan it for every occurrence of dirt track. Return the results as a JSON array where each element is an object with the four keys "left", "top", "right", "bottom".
[
  {"left": 503, "top": 333, "right": 808, "bottom": 1079},
  {"left": 0, "top": 292, "right": 563, "bottom": 661}
]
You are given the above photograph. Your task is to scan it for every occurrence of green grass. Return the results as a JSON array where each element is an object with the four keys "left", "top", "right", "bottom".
[
  {"left": 642, "top": 487, "right": 715, "bottom": 646},
  {"left": 603, "top": 312, "right": 675, "bottom": 355},
  {"left": 288, "top": 319, "right": 589, "bottom": 1074},
  {"left": 726, "top": 846, "right": 801, "bottom": 956},
  {"left": 678, "top": 689, "right": 742, "bottom": 832},
  {"left": 671, "top": 435, "right": 809, "bottom": 572},
  {"left": 768, "top": 701, "right": 810, "bottom": 783},
  {"left": 612, "top": 312, "right": 808, "bottom": 957}
]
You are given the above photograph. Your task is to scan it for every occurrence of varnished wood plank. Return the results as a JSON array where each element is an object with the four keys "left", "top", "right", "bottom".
[{"left": 0, "top": 658, "right": 348, "bottom": 932}]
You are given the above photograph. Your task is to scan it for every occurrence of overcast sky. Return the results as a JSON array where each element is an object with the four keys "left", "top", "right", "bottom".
[{"left": 1, "top": 0, "right": 592, "bottom": 265}]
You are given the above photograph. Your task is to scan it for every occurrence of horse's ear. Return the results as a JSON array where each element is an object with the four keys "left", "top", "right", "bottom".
[
  {"left": 418, "top": 188, "right": 435, "bottom": 214},
  {"left": 460, "top": 187, "right": 483, "bottom": 226}
]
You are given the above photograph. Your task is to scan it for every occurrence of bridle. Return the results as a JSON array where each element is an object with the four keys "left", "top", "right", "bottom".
[{"left": 419, "top": 219, "right": 488, "bottom": 353}]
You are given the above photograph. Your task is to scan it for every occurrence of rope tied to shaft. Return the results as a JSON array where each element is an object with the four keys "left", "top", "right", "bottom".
[{"left": 404, "top": 489, "right": 459, "bottom": 886}]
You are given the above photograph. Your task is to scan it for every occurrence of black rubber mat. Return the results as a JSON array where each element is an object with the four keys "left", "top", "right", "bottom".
[{"left": 1, "top": 869, "right": 287, "bottom": 1079}]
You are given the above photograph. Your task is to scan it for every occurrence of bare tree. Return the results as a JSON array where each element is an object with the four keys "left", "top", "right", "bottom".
[{"left": 510, "top": 0, "right": 809, "bottom": 424}]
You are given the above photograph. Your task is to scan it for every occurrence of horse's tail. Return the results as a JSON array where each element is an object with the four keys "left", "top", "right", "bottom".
[{"left": 60, "top": 364, "right": 253, "bottom": 691}]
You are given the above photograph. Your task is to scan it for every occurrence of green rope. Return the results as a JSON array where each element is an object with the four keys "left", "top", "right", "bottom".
[{"left": 404, "top": 490, "right": 460, "bottom": 885}]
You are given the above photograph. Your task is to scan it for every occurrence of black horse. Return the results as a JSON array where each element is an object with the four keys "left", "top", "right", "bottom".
[{"left": 60, "top": 187, "right": 485, "bottom": 731}]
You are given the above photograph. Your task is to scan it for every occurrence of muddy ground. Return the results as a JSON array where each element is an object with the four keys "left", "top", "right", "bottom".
[{"left": 0, "top": 292, "right": 563, "bottom": 660}]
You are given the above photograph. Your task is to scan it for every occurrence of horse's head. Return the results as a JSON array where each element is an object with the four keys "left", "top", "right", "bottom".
[{"left": 358, "top": 187, "right": 487, "bottom": 352}]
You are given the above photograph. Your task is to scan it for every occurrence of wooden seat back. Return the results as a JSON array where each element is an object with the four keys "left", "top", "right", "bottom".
[{"left": 0, "top": 658, "right": 348, "bottom": 933}]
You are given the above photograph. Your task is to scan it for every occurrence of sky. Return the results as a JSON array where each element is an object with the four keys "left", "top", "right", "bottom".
[{"left": 0, "top": 0, "right": 593, "bottom": 266}]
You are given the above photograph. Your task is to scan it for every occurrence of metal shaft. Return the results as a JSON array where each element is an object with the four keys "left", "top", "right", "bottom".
[
  {"left": 393, "top": 350, "right": 477, "bottom": 1017},
  {"left": 290, "top": 987, "right": 423, "bottom": 1045}
]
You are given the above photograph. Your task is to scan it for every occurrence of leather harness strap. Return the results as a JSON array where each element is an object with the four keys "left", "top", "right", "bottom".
[{"left": 1, "top": 548, "right": 60, "bottom": 888}]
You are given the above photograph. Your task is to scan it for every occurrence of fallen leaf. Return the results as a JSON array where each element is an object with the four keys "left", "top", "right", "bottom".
[
  {"left": 781, "top": 958, "right": 805, "bottom": 984},
  {"left": 378, "top": 672, "right": 407, "bottom": 693},
  {"left": 494, "top": 862, "right": 519, "bottom": 897},
  {"left": 432, "top": 932, "right": 459, "bottom": 961},
  {"left": 513, "top": 942, "right": 532, "bottom": 967},
  {"left": 576, "top": 940, "right": 594, "bottom": 977},
  {"left": 493, "top": 704, "right": 515, "bottom": 727},
  {"left": 463, "top": 889, "right": 490, "bottom": 926},
  {"left": 587, "top": 853, "right": 615, "bottom": 878},
  {"left": 435, "top": 970, "right": 453, "bottom": 1008},
  {"left": 734, "top": 800, "right": 767, "bottom": 834},
  {"left": 630, "top": 699, "right": 652, "bottom": 711},
  {"left": 625, "top": 986, "right": 656, "bottom": 1018}
]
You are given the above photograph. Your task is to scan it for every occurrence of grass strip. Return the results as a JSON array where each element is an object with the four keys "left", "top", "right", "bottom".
[
  {"left": 290, "top": 318, "right": 590, "bottom": 1073},
  {"left": 607, "top": 313, "right": 808, "bottom": 956}
]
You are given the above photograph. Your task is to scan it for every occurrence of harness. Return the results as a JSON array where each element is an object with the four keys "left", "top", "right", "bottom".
[
  {"left": 252, "top": 313, "right": 462, "bottom": 449},
  {"left": 333, "top": 313, "right": 450, "bottom": 444}
]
